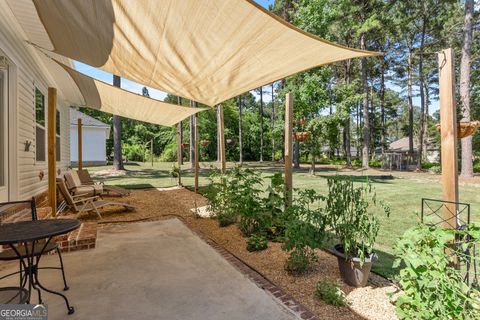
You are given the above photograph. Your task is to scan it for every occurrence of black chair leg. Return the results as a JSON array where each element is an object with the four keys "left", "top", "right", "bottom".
[{"left": 56, "top": 247, "right": 69, "bottom": 291}]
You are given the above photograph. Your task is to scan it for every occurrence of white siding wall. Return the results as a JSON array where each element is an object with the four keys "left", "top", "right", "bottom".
[
  {"left": 0, "top": 3, "right": 71, "bottom": 200},
  {"left": 70, "top": 126, "right": 108, "bottom": 163}
]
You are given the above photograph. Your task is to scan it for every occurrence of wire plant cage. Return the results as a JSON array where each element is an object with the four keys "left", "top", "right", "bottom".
[{"left": 421, "top": 198, "right": 478, "bottom": 288}]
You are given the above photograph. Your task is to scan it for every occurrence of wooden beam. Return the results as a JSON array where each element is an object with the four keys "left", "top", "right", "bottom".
[
  {"left": 77, "top": 118, "right": 83, "bottom": 171},
  {"left": 218, "top": 104, "right": 226, "bottom": 172},
  {"left": 438, "top": 48, "right": 458, "bottom": 228},
  {"left": 47, "top": 87, "right": 57, "bottom": 215},
  {"left": 194, "top": 103, "right": 199, "bottom": 193},
  {"left": 177, "top": 122, "right": 182, "bottom": 186},
  {"left": 284, "top": 92, "right": 293, "bottom": 207}
]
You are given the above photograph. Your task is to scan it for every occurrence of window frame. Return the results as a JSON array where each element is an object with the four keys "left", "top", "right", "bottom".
[{"left": 34, "top": 86, "right": 46, "bottom": 163}]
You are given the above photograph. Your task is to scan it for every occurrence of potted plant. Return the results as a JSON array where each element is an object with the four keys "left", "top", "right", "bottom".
[
  {"left": 294, "top": 116, "right": 310, "bottom": 142},
  {"left": 200, "top": 139, "right": 210, "bottom": 147},
  {"left": 324, "top": 177, "right": 389, "bottom": 287}
]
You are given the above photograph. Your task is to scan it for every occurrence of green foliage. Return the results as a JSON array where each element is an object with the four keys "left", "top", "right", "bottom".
[
  {"left": 421, "top": 161, "right": 439, "bottom": 170},
  {"left": 368, "top": 159, "right": 382, "bottom": 168},
  {"left": 123, "top": 143, "right": 145, "bottom": 162},
  {"left": 474, "top": 160, "right": 480, "bottom": 173},
  {"left": 159, "top": 142, "right": 177, "bottom": 162},
  {"left": 284, "top": 247, "right": 318, "bottom": 275},
  {"left": 314, "top": 280, "right": 348, "bottom": 307},
  {"left": 246, "top": 234, "right": 268, "bottom": 252},
  {"left": 324, "top": 177, "right": 390, "bottom": 264},
  {"left": 393, "top": 224, "right": 480, "bottom": 320},
  {"left": 206, "top": 167, "right": 287, "bottom": 237},
  {"left": 429, "top": 165, "right": 441, "bottom": 174}
]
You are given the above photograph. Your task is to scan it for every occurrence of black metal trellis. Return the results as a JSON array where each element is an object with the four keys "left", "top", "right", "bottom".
[{"left": 421, "top": 198, "right": 478, "bottom": 288}]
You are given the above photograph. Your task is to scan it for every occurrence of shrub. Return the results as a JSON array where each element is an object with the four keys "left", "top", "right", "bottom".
[
  {"left": 246, "top": 234, "right": 268, "bottom": 252},
  {"left": 368, "top": 159, "right": 382, "bottom": 168},
  {"left": 159, "top": 142, "right": 177, "bottom": 161},
  {"left": 314, "top": 280, "right": 348, "bottom": 307},
  {"left": 284, "top": 247, "right": 318, "bottom": 275},
  {"left": 324, "top": 177, "right": 390, "bottom": 263},
  {"left": 393, "top": 224, "right": 480, "bottom": 320},
  {"left": 207, "top": 167, "right": 288, "bottom": 237},
  {"left": 474, "top": 160, "right": 480, "bottom": 173},
  {"left": 429, "top": 165, "right": 441, "bottom": 174}
]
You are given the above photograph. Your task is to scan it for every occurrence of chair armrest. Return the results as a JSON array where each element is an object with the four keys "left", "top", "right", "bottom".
[{"left": 72, "top": 195, "right": 99, "bottom": 204}]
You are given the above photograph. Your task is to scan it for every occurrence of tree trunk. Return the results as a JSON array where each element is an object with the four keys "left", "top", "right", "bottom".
[
  {"left": 238, "top": 96, "right": 243, "bottom": 165},
  {"left": 460, "top": 0, "right": 474, "bottom": 178},
  {"left": 189, "top": 101, "right": 195, "bottom": 170},
  {"left": 309, "top": 140, "right": 316, "bottom": 175},
  {"left": 417, "top": 20, "right": 427, "bottom": 171},
  {"left": 259, "top": 86, "right": 264, "bottom": 162},
  {"left": 344, "top": 60, "right": 352, "bottom": 167},
  {"left": 380, "top": 61, "right": 386, "bottom": 158},
  {"left": 112, "top": 75, "right": 124, "bottom": 170},
  {"left": 294, "top": 140, "right": 300, "bottom": 169},
  {"left": 360, "top": 33, "right": 369, "bottom": 168},
  {"left": 271, "top": 83, "right": 275, "bottom": 161},
  {"left": 423, "top": 77, "right": 429, "bottom": 158},
  {"left": 407, "top": 52, "right": 414, "bottom": 159}
]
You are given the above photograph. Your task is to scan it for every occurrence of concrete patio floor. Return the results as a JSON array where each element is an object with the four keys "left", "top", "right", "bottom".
[{"left": 1, "top": 219, "right": 299, "bottom": 320}]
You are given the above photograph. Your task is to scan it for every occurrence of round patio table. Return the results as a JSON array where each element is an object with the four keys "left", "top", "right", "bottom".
[{"left": 0, "top": 219, "right": 80, "bottom": 314}]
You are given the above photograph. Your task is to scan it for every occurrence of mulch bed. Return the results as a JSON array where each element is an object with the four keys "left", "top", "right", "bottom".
[{"left": 76, "top": 187, "right": 397, "bottom": 320}]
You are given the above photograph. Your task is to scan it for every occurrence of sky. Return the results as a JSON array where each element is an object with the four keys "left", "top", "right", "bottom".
[{"left": 74, "top": 0, "right": 438, "bottom": 114}]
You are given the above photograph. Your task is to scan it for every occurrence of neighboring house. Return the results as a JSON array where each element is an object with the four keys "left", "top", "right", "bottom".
[
  {"left": 383, "top": 137, "right": 440, "bottom": 170},
  {"left": 0, "top": 1, "right": 82, "bottom": 204},
  {"left": 70, "top": 109, "right": 110, "bottom": 166}
]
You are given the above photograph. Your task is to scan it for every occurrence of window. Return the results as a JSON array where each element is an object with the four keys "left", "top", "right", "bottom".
[
  {"left": 56, "top": 109, "right": 61, "bottom": 161},
  {"left": 35, "top": 88, "right": 45, "bottom": 162}
]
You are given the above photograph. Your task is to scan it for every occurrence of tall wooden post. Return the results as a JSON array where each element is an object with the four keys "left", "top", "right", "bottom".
[
  {"left": 218, "top": 104, "right": 226, "bottom": 172},
  {"left": 438, "top": 48, "right": 458, "bottom": 228},
  {"left": 284, "top": 92, "right": 293, "bottom": 207},
  {"left": 177, "top": 123, "right": 182, "bottom": 186},
  {"left": 47, "top": 87, "right": 57, "bottom": 215},
  {"left": 194, "top": 108, "right": 199, "bottom": 193},
  {"left": 77, "top": 118, "right": 83, "bottom": 170}
]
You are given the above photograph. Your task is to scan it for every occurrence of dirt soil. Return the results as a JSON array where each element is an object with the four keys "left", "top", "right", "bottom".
[{"left": 73, "top": 187, "right": 397, "bottom": 320}]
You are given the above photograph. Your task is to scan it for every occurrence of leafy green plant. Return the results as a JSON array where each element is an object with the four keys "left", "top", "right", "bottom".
[
  {"left": 429, "top": 165, "right": 441, "bottom": 174},
  {"left": 393, "top": 224, "right": 480, "bottom": 320},
  {"left": 324, "top": 177, "right": 390, "bottom": 264},
  {"left": 473, "top": 160, "right": 480, "bottom": 173},
  {"left": 314, "top": 280, "right": 348, "bottom": 307},
  {"left": 284, "top": 247, "right": 318, "bottom": 274},
  {"left": 368, "top": 159, "right": 382, "bottom": 168},
  {"left": 282, "top": 189, "right": 326, "bottom": 273},
  {"left": 246, "top": 234, "right": 268, "bottom": 252}
]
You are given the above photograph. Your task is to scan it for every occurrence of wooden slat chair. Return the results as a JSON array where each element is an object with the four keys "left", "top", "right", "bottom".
[
  {"left": 77, "top": 169, "right": 131, "bottom": 197},
  {"left": 64, "top": 170, "right": 103, "bottom": 197},
  {"left": 56, "top": 178, "right": 135, "bottom": 219},
  {"left": 0, "top": 198, "right": 70, "bottom": 291}
]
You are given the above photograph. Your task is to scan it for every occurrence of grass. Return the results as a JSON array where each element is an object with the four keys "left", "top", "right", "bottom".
[{"left": 85, "top": 161, "right": 480, "bottom": 279}]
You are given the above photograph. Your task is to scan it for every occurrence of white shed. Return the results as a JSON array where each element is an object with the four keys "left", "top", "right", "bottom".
[{"left": 70, "top": 109, "right": 110, "bottom": 166}]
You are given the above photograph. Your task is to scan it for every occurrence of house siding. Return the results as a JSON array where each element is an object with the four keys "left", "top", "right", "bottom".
[{"left": 0, "top": 2, "right": 71, "bottom": 201}]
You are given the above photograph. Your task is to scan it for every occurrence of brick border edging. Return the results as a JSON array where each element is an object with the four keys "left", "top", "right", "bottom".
[{"left": 187, "top": 225, "right": 320, "bottom": 320}]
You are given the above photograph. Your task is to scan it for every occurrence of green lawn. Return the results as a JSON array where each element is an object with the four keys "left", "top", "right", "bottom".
[{"left": 86, "top": 161, "right": 480, "bottom": 279}]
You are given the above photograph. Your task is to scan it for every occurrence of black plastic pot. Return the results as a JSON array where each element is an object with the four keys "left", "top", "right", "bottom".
[{"left": 331, "top": 244, "right": 377, "bottom": 287}]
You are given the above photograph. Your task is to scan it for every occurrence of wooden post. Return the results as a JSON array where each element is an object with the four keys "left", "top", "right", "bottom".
[
  {"left": 218, "top": 104, "right": 226, "bottom": 172},
  {"left": 194, "top": 108, "right": 199, "bottom": 193},
  {"left": 77, "top": 118, "right": 83, "bottom": 170},
  {"left": 284, "top": 92, "right": 293, "bottom": 207},
  {"left": 47, "top": 87, "right": 57, "bottom": 215},
  {"left": 438, "top": 48, "right": 458, "bottom": 228},
  {"left": 177, "top": 123, "right": 182, "bottom": 186}
]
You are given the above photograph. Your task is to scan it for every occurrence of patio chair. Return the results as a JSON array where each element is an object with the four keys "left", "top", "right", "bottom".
[
  {"left": 77, "top": 169, "right": 131, "bottom": 197},
  {"left": 64, "top": 170, "right": 103, "bottom": 197},
  {"left": 0, "top": 198, "right": 69, "bottom": 291},
  {"left": 56, "top": 178, "right": 135, "bottom": 219}
]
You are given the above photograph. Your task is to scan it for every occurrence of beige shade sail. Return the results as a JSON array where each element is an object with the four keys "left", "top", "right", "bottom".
[
  {"left": 56, "top": 60, "right": 206, "bottom": 126},
  {"left": 31, "top": 0, "right": 380, "bottom": 106}
]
